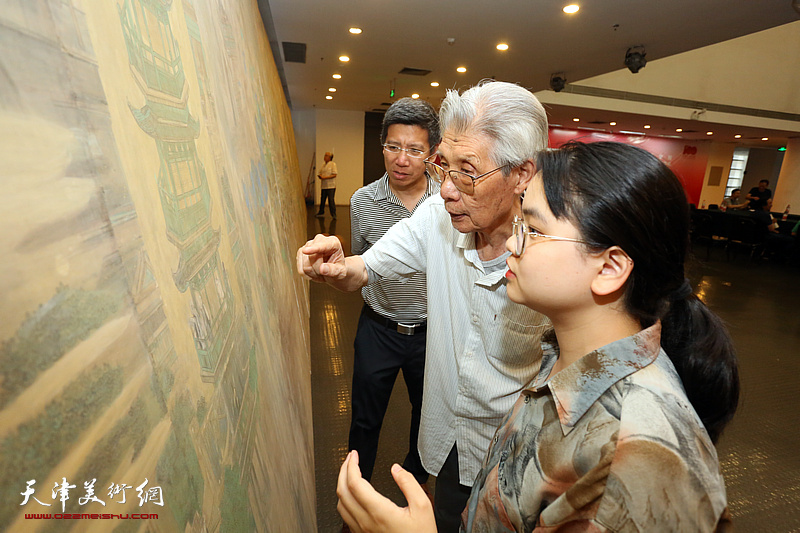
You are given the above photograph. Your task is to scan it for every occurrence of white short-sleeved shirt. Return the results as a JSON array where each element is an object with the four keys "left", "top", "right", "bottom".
[{"left": 362, "top": 194, "right": 549, "bottom": 485}]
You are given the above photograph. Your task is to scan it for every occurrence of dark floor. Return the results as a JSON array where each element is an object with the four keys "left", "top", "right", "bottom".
[{"left": 308, "top": 205, "right": 800, "bottom": 533}]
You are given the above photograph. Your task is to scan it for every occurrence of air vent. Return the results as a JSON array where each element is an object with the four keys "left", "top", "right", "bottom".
[
  {"left": 282, "top": 42, "right": 306, "bottom": 63},
  {"left": 398, "top": 67, "right": 431, "bottom": 76},
  {"left": 587, "top": 120, "right": 607, "bottom": 124},
  {"left": 371, "top": 108, "right": 388, "bottom": 112},
  {"left": 380, "top": 102, "right": 392, "bottom": 106}
]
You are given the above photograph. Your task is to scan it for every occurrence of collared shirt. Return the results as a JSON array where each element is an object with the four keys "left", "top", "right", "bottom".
[
  {"left": 319, "top": 160, "right": 337, "bottom": 189},
  {"left": 720, "top": 195, "right": 740, "bottom": 208},
  {"left": 463, "top": 323, "right": 731, "bottom": 532},
  {"left": 350, "top": 173, "right": 439, "bottom": 321},
  {"left": 362, "top": 195, "right": 549, "bottom": 485}
]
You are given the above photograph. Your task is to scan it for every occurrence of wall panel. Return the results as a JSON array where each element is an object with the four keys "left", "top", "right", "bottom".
[{"left": 0, "top": 0, "right": 313, "bottom": 530}]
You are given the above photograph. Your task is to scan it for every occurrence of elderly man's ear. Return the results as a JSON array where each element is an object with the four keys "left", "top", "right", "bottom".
[{"left": 512, "top": 160, "right": 537, "bottom": 195}]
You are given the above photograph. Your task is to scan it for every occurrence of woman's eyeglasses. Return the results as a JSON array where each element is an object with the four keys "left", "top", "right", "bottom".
[{"left": 512, "top": 215, "right": 589, "bottom": 256}]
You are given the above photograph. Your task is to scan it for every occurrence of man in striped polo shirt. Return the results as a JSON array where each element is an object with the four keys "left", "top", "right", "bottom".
[
  {"left": 347, "top": 98, "right": 441, "bottom": 495},
  {"left": 299, "top": 81, "right": 549, "bottom": 532}
]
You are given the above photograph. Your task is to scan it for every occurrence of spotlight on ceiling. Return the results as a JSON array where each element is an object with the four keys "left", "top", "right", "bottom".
[
  {"left": 550, "top": 73, "right": 567, "bottom": 92},
  {"left": 624, "top": 46, "right": 647, "bottom": 73}
]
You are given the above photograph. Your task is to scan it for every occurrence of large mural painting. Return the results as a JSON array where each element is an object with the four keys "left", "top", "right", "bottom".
[{"left": 0, "top": 0, "right": 313, "bottom": 531}]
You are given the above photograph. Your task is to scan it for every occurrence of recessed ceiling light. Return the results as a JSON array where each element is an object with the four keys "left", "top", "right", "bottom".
[
  {"left": 609, "top": 121, "right": 616, "bottom": 126},
  {"left": 339, "top": 55, "right": 350, "bottom": 62},
  {"left": 411, "top": 93, "right": 420, "bottom": 99},
  {"left": 676, "top": 128, "right": 683, "bottom": 132},
  {"left": 734, "top": 134, "right": 742, "bottom": 139},
  {"left": 706, "top": 131, "right": 713, "bottom": 135},
  {"left": 349, "top": 27, "right": 362, "bottom": 34},
  {"left": 328, "top": 87, "right": 336, "bottom": 92},
  {"left": 573, "top": 118, "right": 580, "bottom": 122},
  {"left": 456, "top": 66, "right": 467, "bottom": 73},
  {"left": 326, "top": 95, "right": 333, "bottom": 100},
  {"left": 563, "top": 4, "right": 580, "bottom": 14},
  {"left": 762, "top": 137, "right": 769, "bottom": 141},
  {"left": 644, "top": 125, "right": 651, "bottom": 129},
  {"left": 496, "top": 43, "right": 509, "bottom": 51},
  {"left": 430, "top": 82, "right": 439, "bottom": 87},
  {"left": 332, "top": 74, "right": 342, "bottom": 79}
]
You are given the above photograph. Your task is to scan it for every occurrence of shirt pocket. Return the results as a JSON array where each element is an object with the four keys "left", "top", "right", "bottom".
[{"left": 484, "top": 310, "right": 548, "bottom": 374}]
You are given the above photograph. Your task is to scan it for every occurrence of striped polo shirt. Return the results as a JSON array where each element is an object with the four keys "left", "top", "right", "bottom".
[{"left": 350, "top": 173, "right": 439, "bottom": 322}]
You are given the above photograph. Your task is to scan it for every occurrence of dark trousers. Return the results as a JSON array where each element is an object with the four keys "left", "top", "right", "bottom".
[
  {"left": 318, "top": 188, "right": 336, "bottom": 216},
  {"left": 434, "top": 443, "right": 473, "bottom": 533},
  {"left": 348, "top": 306, "right": 428, "bottom": 483}
]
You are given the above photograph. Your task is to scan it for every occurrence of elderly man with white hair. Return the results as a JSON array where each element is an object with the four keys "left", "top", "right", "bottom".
[{"left": 297, "top": 80, "right": 550, "bottom": 532}]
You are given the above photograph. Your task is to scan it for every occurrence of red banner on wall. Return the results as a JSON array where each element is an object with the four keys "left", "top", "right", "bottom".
[{"left": 548, "top": 129, "right": 709, "bottom": 206}]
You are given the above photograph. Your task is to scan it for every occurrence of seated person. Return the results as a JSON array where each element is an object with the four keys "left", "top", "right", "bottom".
[
  {"left": 746, "top": 179, "right": 772, "bottom": 211},
  {"left": 337, "top": 142, "right": 737, "bottom": 532},
  {"left": 755, "top": 199, "right": 793, "bottom": 260},
  {"left": 721, "top": 188, "right": 748, "bottom": 210}
]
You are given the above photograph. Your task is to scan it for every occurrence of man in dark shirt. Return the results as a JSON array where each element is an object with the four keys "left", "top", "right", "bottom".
[{"left": 746, "top": 179, "right": 772, "bottom": 211}]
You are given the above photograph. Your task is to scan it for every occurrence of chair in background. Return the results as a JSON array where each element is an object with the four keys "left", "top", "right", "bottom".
[
  {"left": 691, "top": 211, "right": 715, "bottom": 260},
  {"left": 726, "top": 217, "right": 765, "bottom": 262}
]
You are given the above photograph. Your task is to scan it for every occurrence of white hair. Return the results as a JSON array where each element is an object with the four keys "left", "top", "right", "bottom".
[{"left": 439, "top": 80, "right": 549, "bottom": 173}]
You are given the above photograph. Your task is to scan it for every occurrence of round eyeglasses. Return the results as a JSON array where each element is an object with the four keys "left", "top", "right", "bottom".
[
  {"left": 424, "top": 160, "right": 506, "bottom": 195},
  {"left": 512, "top": 215, "right": 589, "bottom": 256},
  {"left": 382, "top": 143, "right": 430, "bottom": 159}
]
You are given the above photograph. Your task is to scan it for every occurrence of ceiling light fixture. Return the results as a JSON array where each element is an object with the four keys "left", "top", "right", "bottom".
[
  {"left": 609, "top": 122, "right": 616, "bottom": 126},
  {"left": 762, "top": 137, "right": 769, "bottom": 141},
  {"left": 676, "top": 128, "right": 683, "bottom": 132},
  {"left": 734, "top": 134, "right": 742, "bottom": 139},
  {"left": 332, "top": 74, "right": 341, "bottom": 79},
  {"left": 326, "top": 95, "right": 333, "bottom": 100},
  {"left": 549, "top": 73, "right": 566, "bottom": 92},
  {"left": 411, "top": 93, "right": 420, "bottom": 99},
  {"left": 496, "top": 43, "right": 509, "bottom": 51},
  {"left": 563, "top": 4, "right": 580, "bottom": 14},
  {"left": 456, "top": 66, "right": 467, "bottom": 73},
  {"left": 644, "top": 125, "right": 651, "bottom": 129},
  {"left": 430, "top": 82, "right": 439, "bottom": 87},
  {"left": 339, "top": 55, "right": 350, "bottom": 62},
  {"left": 328, "top": 87, "right": 336, "bottom": 92},
  {"left": 706, "top": 131, "right": 713, "bottom": 135},
  {"left": 573, "top": 118, "right": 580, "bottom": 122},
  {"left": 349, "top": 27, "right": 362, "bottom": 34},
  {"left": 624, "top": 45, "right": 647, "bottom": 73}
]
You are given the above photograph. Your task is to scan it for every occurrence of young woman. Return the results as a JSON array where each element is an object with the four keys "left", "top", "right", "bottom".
[{"left": 337, "top": 141, "right": 739, "bottom": 532}]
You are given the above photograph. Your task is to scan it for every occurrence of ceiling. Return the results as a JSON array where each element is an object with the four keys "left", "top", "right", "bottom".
[{"left": 264, "top": 0, "right": 800, "bottom": 147}]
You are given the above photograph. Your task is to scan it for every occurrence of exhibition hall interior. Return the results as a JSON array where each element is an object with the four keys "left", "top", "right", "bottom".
[{"left": 0, "top": 0, "right": 798, "bottom": 531}]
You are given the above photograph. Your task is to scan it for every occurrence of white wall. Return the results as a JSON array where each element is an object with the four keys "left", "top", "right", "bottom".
[
  {"left": 576, "top": 21, "right": 800, "bottom": 117},
  {"left": 315, "top": 109, "right": 365, "bottom": 206},
  {"left": 775, "top": 138, "right": 800, "bottom": 215},
  {"left": 291, "top": 107, "right": 317, "bottom": 202},
  {"left": 698, "top": 142, "right": 736, "bottom": 208}
]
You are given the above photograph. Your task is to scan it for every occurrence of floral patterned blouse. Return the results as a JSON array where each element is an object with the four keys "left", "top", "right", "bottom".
[{"left": 462, "top": 323, "right": 732, "bottom": 532}]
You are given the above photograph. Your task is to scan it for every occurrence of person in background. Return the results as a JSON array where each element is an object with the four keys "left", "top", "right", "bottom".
[
  {"left": 746, "top": 179, "right": 772, "bottom": 211},
  {"left": 721, "top": 188, "right": 748, "bottom": 210},
  {"left": 757, "top": 198, "right": 794, "bottom": 261},
  {"left": 347, "top": 98, "right": 441, "bottom": 503},
  {"left": 298, "top": 81, "right": 550, "bottom": 532},
  {"left": 317, "top": 151, "right": 338, "bottom": 219},
  {"left": 336, "top": 141, "right": 738, "bottom": 533}
]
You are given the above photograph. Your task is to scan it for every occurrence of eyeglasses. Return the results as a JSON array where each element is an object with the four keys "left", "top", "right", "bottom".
[
  {"left": 424, "top": 160, "right": 506, "bottom": 195},
  {"left": 512, "top": 215, "right": 589, "bottom": 256},
  {"left": 382, "top": 143, "right": 430, "bottom": 159}
]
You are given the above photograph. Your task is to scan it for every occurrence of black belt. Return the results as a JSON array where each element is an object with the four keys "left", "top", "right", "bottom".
[{"left": 363, "top": 305, "right": 427, "bottom": 336}]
